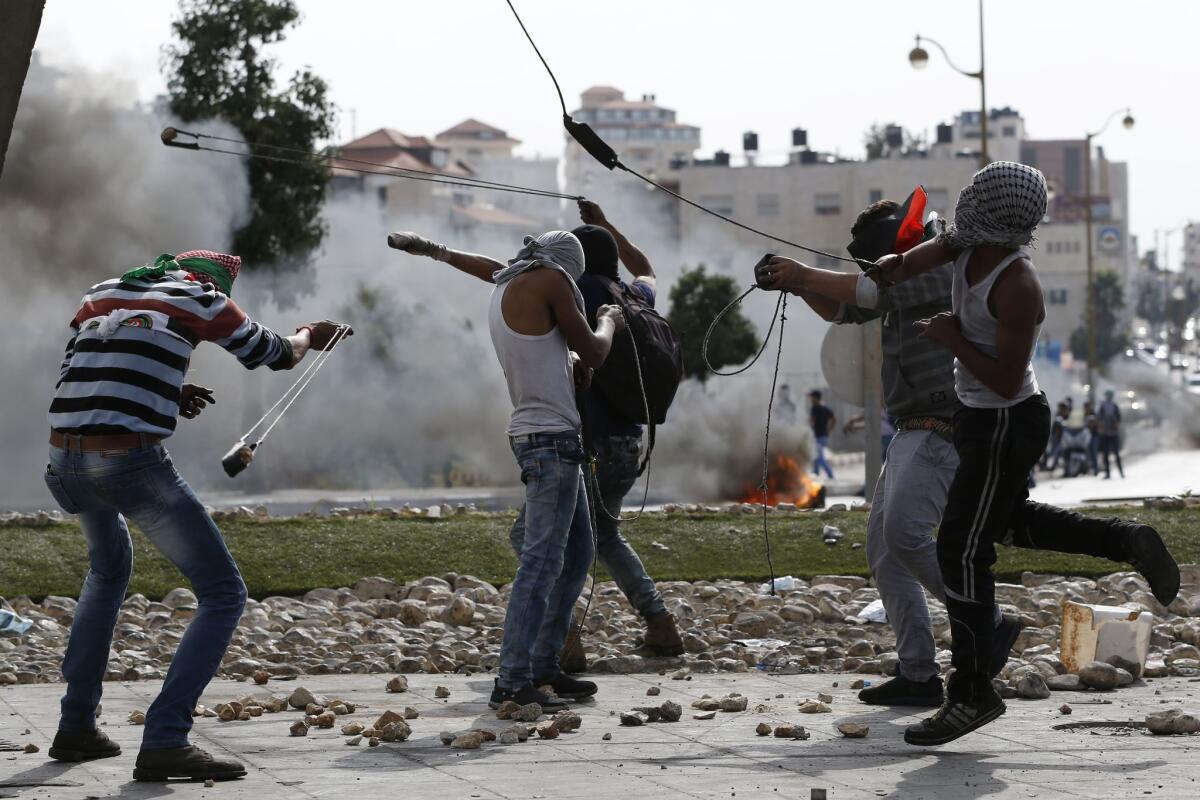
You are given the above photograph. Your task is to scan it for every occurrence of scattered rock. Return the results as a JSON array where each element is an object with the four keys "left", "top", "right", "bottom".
[
  {"left": 499, "top": 729, "right": 520, "bottom": 745},
  {"left": 1059, "top": 704, "right": 1072, "bottom": 715},
  {"left": 1078, "top": 661, "right": 1120, "bottom": 691},
  {"left": 850, "top": 679, "right": 865, "bottom": 690},
  {"left": 798, "top": 701, "right": 832, "bottom": 714},
  {"left": 554, "top": 712, "right": 582, "bottom": 732},
  {"left": 693, "top": 711, "right": 716, "bottom": 720},
  {"left": 368, "top": 737, "right": 379, "bottom": 747},
  {"left": 1046, "top": 674, "right": 1082, "bottom": 691},
  {"left": 374, "top": 710, "right": 405, "bottom": 730},
  {"left": 1016, "top": 673, "right": 1051, "bottom": 700},
  {"left": 773, "top": 725, "right": 810, "bottom": 740},
  {"left": 345, "top": 735, "right": 362, "bottom": 746},
  {"left": 719, "top": 695, "right": 748, "bottom": 712},
  {"left": 646, "top": 686, "right": 661, "bottom": 696},
  {"left": 450, "top": 731, "right": 483, "bottom": 749},
  {"left": 386, "top": 676, "right": 409, "bottom": 693},
  {"left": 659, "top": 700, "right": 683, "bottom": 722},
  {"left": 380, "top": 720, "right": 411, "bottom": 742},
  {"left": 817, "top": 693, "right": 833, "bottom": 704},
  {"left": 289, "top": 720, "right": 309, "bottom": 737},
  {"left": 288, "top": 687, "right": 319, "bottom": 710},
  {"left": 434, "top": 685, "right": 450, "bottom": 699},
  {"left": 23, "top": 743, "right": 39, "bottom": 754},
  {"left": 620, "top": 711, "right": 649, "bottom": 726},
  {"left": 514, "top": 703, "right": 543, "bottom": 723},
  {"left": 341, "top": 722, "right": 364, "bottom": 736},
  {"left": 537, "top": 721, "right": 560, "bottom": 739},
  {"left": 755, "top": 722, "right": 772, "bottom": 736},
  {"left": 1146, "top": 709, "right": 1200, "bottom": 735},
  {"left": 128, "top": 710, "right": 145, "bottom": 725},
  {"left": 837, "top": 722, "right": 869, "bottom": 738},
  {"left": 602, "top": 732, "right": 612, "bottom": 741},
  {"left": 252, "top": 670, "right": 269, "bottom": 685}
]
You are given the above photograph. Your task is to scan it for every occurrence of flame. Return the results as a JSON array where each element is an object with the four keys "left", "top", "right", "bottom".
[{"left": 736, "top": 453, "right": 825, "bottom": 508}]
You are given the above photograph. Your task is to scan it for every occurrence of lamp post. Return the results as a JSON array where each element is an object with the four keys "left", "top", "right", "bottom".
[
  {"left": 1084, "top": 108, "right": 1135, "bottom": 403},
  {"left": 909, "top": 0, "right": 988, "bottom": 167}
]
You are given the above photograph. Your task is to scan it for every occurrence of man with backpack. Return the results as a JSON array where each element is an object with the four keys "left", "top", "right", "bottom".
[{"left": 566, "top": 200, "right": 685, "bottom": 667}]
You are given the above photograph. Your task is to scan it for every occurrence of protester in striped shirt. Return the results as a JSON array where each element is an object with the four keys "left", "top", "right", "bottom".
[{"left": 43, "top": 250, "right": 351, "bottom": 782}]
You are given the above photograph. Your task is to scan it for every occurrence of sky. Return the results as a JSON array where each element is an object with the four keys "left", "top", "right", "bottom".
[{"left": 32, "top": 0, "right": 1199, "bottom": 264}]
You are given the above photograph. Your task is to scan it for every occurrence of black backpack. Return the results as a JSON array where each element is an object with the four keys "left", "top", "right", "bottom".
[{"left": 591, "top": 276, "right": 683, "bottom": 428}]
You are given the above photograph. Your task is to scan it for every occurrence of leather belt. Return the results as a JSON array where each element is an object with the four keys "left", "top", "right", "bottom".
[
  {"left": 894, "top": 416, "right": 954, "bottom": 439},
  {"left": 50, "top": 429, "right": 163, "bottom": 452}
]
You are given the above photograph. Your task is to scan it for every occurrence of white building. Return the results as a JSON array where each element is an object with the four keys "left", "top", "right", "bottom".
[
  {"left": 674, "top": 109, "right": 1133, "bottom": 353},
  {"left": 434, "top": 118, "right": 560, "bottom": 230}
]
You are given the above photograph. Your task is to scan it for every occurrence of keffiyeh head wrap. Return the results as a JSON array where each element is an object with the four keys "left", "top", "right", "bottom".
[
  {"left": 492, "top": 230, "right": 586, "bottom": 311},
  {"left": 942, "top": 161, "right": 1048, "bottom": 250},
  {"left": 120, "top": 250, "right": 242, "bottom": 295}
]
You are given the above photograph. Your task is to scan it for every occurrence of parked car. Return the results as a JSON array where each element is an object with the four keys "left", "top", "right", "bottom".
[{"left": 1187, "top": 373, "right": 1200, "bottom": 397}]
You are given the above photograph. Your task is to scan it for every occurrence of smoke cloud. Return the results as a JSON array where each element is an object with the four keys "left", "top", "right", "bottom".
[{"left": 1, "top": 58, "right": 827, "bottom": 510}]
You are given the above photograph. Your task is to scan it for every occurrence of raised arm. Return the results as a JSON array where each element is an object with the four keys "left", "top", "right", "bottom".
[
  {"left": 387, "top": 231, "right": 503, "bottom": 283},
  {"left": 877, "top": 237, "right": 961, "bottom": 285},
  {"left": 916, "top": 260, "right": 1042, "bottom": 399},
  {"left": 578, "top": 200, "right": 654, "bottom": 279},
  {"left": 537, "top": 269, "right": 624, "bottom": 368},
  {"left": 754, "top": 256, "right": 862, "bottom": 322}
]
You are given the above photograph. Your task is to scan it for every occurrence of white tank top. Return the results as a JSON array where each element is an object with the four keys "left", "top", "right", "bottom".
[
  {"left": 951, "top": 247, "right": 1041, "bottom": 409},
  {"left": 488, "top": 280, "right": 581, "bottom": 436}
]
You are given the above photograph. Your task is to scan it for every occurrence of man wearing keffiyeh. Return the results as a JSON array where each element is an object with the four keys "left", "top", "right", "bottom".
[
  {"left": 391, "top": 228, "right": 624, "bottom": 711},
  {"left": 875, "top": 161, "right": 1180, "bottom": 746},
  {"left": 45, "top": 250, "right": 351, "bottom": 781}
]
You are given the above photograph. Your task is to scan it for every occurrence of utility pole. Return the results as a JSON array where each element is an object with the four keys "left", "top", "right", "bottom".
[{"left": 0, "top": 1, "right": 45, "bottom": 180}]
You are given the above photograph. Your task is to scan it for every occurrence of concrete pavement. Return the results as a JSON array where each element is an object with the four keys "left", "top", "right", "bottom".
[{"left": 3, "top": 672, "right": 1198, "bottom": 799}]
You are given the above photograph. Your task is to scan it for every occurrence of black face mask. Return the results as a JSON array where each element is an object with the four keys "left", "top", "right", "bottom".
[
  {"left": 571, "top": 224, "right": 620, "bottom": 280},
  {"left": 846, "top": 186, "right": 929, "bottom": 266}
]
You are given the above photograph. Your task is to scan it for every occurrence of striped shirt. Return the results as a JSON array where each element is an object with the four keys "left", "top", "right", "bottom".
[
  {"left": 49, "top": 272, "right": 293, "bottom": 436},
  {"left": 834, "top": 263, "right": 960, "bottom": 421}
]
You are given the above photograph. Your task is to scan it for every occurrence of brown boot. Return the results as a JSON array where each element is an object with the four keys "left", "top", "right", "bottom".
[
  {"left": 643, "top": 612, "right": 684, "bottom": 656},
  {"left": 559, "top": 628, "right": 588, "bottom": 674}
]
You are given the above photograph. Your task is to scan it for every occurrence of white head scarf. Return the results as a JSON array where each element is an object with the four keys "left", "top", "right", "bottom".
[
  {"left": 942, "top": 161, "right": 1048, "bottom": 250},
  {"left": 492, "top": 230, "right": 586, "bottom": 311}
]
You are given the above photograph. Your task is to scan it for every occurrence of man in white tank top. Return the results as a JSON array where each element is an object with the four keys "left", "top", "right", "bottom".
[
  {"left": 389, "top": 229, "right": 624, "bottom": 711},
  {"left": 876, "top": 162, "right": 1180, "bottom": 746}
]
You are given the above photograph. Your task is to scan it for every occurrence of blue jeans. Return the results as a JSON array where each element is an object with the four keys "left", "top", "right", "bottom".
[
  {"left": 43, "top": 440, "right": 247, "bottom": 750},
  {"left": 812, "top": 435, "right": 835, "bottom": 478},
  {"left": 593, "top": 435, "right": 666, "bottom": 620},
  {"left": 500, "top": 432, "right": 594, "bottom": 689}
]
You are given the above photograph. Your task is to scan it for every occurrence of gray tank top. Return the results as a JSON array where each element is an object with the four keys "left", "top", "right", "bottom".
[
  {"left": 488, "top": 280, "right": 581, "bottom": 436},
  {"left": 951, "top": 247, "right": 1041, "bottom": 409}
]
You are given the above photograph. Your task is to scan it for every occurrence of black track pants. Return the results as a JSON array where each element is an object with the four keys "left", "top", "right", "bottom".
[{"left": 937, "top": 393, "right": 1134, "bottom": 697}]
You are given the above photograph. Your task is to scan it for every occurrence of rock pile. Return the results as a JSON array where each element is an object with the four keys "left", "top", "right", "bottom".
[{"left": 3, "top": 566, "right": 1200, "bottom": 702}]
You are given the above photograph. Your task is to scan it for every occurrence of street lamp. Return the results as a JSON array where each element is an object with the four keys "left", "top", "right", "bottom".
[
  {"left": 908, "top": 0, "right": 988, "bottom": 167},
  {"left": 1084, "top": 107, "right": 1135, "bottom": 402}
]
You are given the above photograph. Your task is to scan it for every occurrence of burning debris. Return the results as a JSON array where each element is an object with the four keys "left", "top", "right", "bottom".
[{"left": 737, "top": 452, "right": 826, "bottom": 509}]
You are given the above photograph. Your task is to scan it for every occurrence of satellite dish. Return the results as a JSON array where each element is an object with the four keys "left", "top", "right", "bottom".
[{"left": 820, "top": 324, "right": 866, "bottom": 406}]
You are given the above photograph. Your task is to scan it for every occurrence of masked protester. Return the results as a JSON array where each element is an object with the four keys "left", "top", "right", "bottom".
[
  {"left": 390, "top": 228, "right": 624, "bottom": 710},
  {"left": 45, "top": 250, "right": 351, "bottom": 780},
  {"left": 875, "top": 162, "right": 1179, "bottom": 745},
  {"left": 564, "top": 200, "right": 685, "bottom": 669}
]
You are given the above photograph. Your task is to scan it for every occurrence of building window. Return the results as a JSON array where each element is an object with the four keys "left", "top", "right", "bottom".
[
  {"left": 868, "top": 189, "right": 883, "bottom": 204},
  {"left": 1063, "top": 146, "right": 1082, "bottom": 195},
  {"left": 814, "top": 192, "right": 841, "bottom": 216},
  {"left": 756, "top": 193, "right": 780, "bottom": 217},
  {"left": 1002, "top": 125, "right": 1017, "bottom": 137},
  {"left": 1048, "top": 288, "right": 1068, "bottom": 305},
  {"left": 926, "top": 188, "right": 950, "bottom": 215},
  {"left": 701, "top": 194, "right": 734, "bottom": 215}
]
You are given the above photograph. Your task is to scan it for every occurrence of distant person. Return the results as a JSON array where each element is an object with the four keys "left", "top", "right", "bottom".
[
  {"left": 808, "top": 390, "right": 836, "bottom": 478},
  {"left": 1083, "top": 400, "right": 1101, "bottom": 475},
  {"left": 1097, "top": 389, "right": 1125, "bottom": 479},
  {"left": 389, "top": 228, "right": 623, "bottom": 710},
  {"left": 44, "top": 250, "right": 351, "bottom": 781},
  {"left": 875, "top": 161, "right": 1179, "bottom": 745},
  {"left": 777, "top": 384, "right": 799, "bottom": 426},
  {"left": 568, "top": 199, "right": 684, "bottom": 665},
  {"left": 1042, "top": 401, "right": 1068, "bottom": 471}
]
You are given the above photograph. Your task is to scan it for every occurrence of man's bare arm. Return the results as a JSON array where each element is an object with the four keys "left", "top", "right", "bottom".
[
  {"left": 539, "top": 270, "right": 622, "bottom": 368},
  {"left": 579, "top": 200, "right": 654, "bottom": 278},
  {"left": 878, "top": 238, "right": 961, "bottom": 284},
  {"left": 388, "top": 231, "right": 502, "bottom": 283}
]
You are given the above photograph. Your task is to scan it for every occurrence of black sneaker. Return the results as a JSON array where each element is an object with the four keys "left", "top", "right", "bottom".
[
  {"left": 989, "top": 615, "right": 1022, "bottom": 677},
  {"left": 49, "top": 728, "right": 121, "bottom": 762},
  {"left": 535, "top": 671, "right": 598, "bottom": 701},
  {"left": 1125, "top": 524, "right": 1180, "bottom": 606},
  {"left": 858, "top": 674, "right": 943, "bottom": 707},
  {"left": 487, "top": 679, "right": 570, "bottom": 711},
  {"left": 133, "top": 745, "right": 246, "bottom": 782},
  {"left": 904, "top": 687, "right": 1007, "bottom": 746}
]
